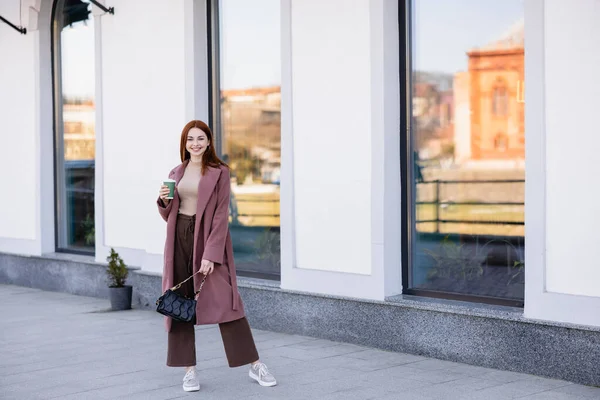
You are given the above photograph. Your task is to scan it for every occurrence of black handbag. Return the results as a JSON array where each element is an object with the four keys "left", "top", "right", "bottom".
[{"left": 156, "top": 271, "right": 207, "bottom": 323}]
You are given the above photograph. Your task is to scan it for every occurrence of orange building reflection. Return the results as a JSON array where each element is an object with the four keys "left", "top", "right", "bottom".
[
  {"left": 454, "top": 20, "right": 524, "bottom": 163},
  {"left": 221, "top": 86, "right": 281, "bottom": 228},
  {"left": 63, "top": 99, "right": 95, "bottom": 161}
]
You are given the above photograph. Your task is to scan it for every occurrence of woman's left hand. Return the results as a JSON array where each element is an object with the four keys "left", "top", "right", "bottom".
[{"left": 200, "top": 259, "right": 215, "bottom": 275}]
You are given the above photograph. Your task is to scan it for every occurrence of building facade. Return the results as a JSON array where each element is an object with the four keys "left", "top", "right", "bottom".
[{"left": 1, "top": 0, "right": 599, "bottom": 386}]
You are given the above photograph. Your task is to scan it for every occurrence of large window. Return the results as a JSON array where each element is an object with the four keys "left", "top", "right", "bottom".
[
  {"left": 402, "top": 0, "right": 525, "bottom": 306},
  {"left": 52, "top": 0, "right": 96, "bottom": 253},
  {"left": 210, "top": 0, "right": 281, "bottom": 279},
  {"left": 492, "top": 84, "right": 509, "bottom": 116}
]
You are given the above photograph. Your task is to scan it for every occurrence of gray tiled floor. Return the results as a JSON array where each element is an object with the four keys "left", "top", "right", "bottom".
[{"left": 1, "top": 284, "right": 599, "bottom": 400}]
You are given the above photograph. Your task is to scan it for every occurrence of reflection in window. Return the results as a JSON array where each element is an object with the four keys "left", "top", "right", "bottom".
[
  {"left": 492, "top": 84, "right": 508, "bottom": 116},
  {"left": 52, "top": 0, "right": 96, "bottom": 252},
  {"left": 494, "top": 134, "right": 508, "bottom": 151},
  {"left": 212, "top": 0, "right": 281, "bottom": 278},
  {"left": 408, "top": 1, "right": 524, "bottom": 304}
]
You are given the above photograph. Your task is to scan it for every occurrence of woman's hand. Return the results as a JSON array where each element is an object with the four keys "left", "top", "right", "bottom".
[
  {"left": 200, "top": 259, "right": 215, "bottom": 275},
  {"left": 159, "top": 184, "right": 171, "bottom": 205}
]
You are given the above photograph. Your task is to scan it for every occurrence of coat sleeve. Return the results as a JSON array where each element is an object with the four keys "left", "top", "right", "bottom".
[
  {"left": 157, "top": 198, "right": 173, "bottom": 222},
  {"left": 202, "top": 167, "right": 230, "bottom": 264},
  {"left": 157, "top": 169, "right": 175, "bottom": 222}
]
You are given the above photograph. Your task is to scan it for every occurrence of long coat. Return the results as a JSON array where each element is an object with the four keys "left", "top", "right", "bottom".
[{"left": 157, "top": 161, "right": 245, "bottom": 332}]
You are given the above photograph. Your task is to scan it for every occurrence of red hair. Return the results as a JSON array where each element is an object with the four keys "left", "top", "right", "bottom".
[{"left": 179, "top": 120, "right": 228, "bottom": 174}]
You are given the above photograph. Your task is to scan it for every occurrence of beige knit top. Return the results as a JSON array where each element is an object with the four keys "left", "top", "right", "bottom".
[{"left": 177, "top": 161, "right": 202, "bottom": 216}]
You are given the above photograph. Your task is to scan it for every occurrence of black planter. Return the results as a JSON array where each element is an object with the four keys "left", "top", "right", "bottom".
[{"left": 109, "top": 285, "right": 132, "bottom": 311}]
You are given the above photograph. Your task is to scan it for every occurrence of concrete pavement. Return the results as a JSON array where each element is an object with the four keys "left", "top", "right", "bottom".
[{"left": 1, "top": 284, "right": 599, "bottom": 400}]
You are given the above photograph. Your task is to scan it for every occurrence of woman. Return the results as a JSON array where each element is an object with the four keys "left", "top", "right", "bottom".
[{"left": 157, "top": 120, "right": 276, "bottom": 392}]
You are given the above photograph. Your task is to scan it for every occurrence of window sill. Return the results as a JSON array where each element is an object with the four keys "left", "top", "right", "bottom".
[
  {"left": 237, "top": 276, "right": 280, "bottom": 289},
  {"left": 40, "top": 251, "right": 97, "bottom": 264},
  {"left": 386, "top": 294, "right": 600, "bottom": 333}
]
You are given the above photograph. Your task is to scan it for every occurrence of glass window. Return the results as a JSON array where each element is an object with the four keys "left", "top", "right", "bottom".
[
  {"left": 211, "top": 0, "right": 281, "bottom": 279},
  {"left": 405, "top": 0, "right": 525, "bottom": 305},
  {"left": 494, "top": 134, "right": 508, "bottom": 151},
  {"left": 52, "top": 0, "right": 96, "bottom": 252},
  {"left": 492, "top": 84, "right": 508, "bottom": 116}
]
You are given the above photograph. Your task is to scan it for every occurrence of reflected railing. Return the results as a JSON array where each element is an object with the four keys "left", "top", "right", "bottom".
[{"left": 416, "top": 179, "right": 525, "bottom": 237}]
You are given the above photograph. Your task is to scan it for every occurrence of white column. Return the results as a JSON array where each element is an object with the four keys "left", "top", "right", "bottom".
[
  {"left": 524, "top": 0, "right": 600, "bottom": 327},
  {"left": 0, "top": 0, "right": 54, "bottom": 256},
  {"left": 97, "top": 0, "right": 196, "bottom": 272},
  {"left": 280, "top": 0, "right": 401, "bottom": 300}
]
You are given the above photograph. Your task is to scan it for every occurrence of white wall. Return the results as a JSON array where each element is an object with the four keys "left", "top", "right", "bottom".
[
  {"left": 100, "top": 0, "right": 186, "bottom": 257},
  {"left": 290, "top": 0, "right": 372, "bottom": 275},
  {"left": 543, "top": 0, "right": 600, "bottom": 299},
  {"left": 0, "top": 0, "right": 53, "bottom": 255},
  {"left": 98, "top": 0, "right": 209, "bottom": 272},
  {"left": 280, "top": 0, "right": 401, "bottom": 299},
  {"left": 4, "top": 0, "right": 599, "bottom": 331},
  {"left": 0, "top": 9, "right": 36, "bottom": 241},
  {"left": 525, "top": 0, "right": 600, "bottom": 328}
]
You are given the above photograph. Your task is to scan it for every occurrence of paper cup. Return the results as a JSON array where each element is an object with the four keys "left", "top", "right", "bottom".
[{"left": 163, "top": 179, "right": 176, "bottom": 199}]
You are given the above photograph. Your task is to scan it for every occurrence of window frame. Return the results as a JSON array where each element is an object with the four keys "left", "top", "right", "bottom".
[
  {"left": 207, "top": 0, "right": 222, "bottom": 156},
  {"left": 399, "top": 0, "right": 524, "bottom": 308},
  {"left": 52, "top": 0, "right": 92, "bottom": 255},
  {"left": 50, "top": 0, "right": 96, "bottom": 255},
  {"left": 207, "top": 0, "right": 281, "bottom": 281}
]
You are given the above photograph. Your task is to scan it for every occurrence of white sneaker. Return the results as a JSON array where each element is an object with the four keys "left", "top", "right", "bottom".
[
  {"left": 183, "top": 368, "right": 200, "bottom": 392},
  {"left": 249, "top": 362, "right": 277, "bottom": 387}
]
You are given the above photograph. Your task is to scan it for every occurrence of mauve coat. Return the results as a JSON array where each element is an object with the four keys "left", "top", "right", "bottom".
[{"left": 157, "top": 161, "right": 245, "bottom": 332}]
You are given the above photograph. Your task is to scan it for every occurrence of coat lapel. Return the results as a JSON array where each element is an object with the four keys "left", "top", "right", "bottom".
[
  {"left": 195, "top": 166, "right": 222, "bottom": 220},
  {"left": 192, "top": 166, "right": 222, "bottom": 269},
  {"left": 170, "top": 161, "right": 221, "bottom": 218},
  {"left": 172, "top": 161, "right": 220, "bottom": 215}
]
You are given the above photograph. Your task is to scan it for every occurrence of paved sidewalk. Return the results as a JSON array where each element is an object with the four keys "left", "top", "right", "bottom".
[{"left": 1, "top": 284, "right": 599, "bottom": 400}]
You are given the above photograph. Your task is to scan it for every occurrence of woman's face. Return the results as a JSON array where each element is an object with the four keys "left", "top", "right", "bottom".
[{"left": 186, "top": 127, "right": 210, "bottom": 158}]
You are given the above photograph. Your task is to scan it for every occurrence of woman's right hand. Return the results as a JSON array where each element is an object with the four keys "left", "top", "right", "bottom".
[{"left": 159, "top": 185, "right": 171, "bottom": 205}]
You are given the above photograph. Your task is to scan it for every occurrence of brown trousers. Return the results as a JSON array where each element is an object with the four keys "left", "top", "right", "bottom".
[{"left": 167, "top": 214, "right": 259, "bottom": 368}]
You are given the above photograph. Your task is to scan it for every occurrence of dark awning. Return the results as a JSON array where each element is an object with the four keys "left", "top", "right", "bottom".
[{"left": 62, "top": 0, "right": 91, "bottom": 27}]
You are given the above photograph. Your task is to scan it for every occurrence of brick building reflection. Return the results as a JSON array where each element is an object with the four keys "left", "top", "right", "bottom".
[{"left": 455, "top": 19, "right": 524, "bottom": 164}]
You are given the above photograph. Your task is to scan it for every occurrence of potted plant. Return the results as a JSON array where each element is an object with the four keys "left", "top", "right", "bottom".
[{"left": 106, "top": 248, "right": 132, "bottom": 310}]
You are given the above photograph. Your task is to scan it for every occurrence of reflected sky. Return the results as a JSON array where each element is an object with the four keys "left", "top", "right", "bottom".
[
  {"left": 61, "top": 0, "right": 280, "bottom": 98},
  {"left": 60, "top": 1, "right": 522, "bottom": 96},
  {"left": 60, "top": 3, "right": 94, "bottom": 98},
  {"left": 220, "top": 0, "right": 281, "bottom": 89},
  {"left": 413, "top": 0, "right": 523, "bottom": 73}
]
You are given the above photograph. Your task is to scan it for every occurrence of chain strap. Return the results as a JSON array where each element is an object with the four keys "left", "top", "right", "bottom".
[
  {"left": 193, "top": 275, "right": 208, "bottom": 296},
  {"left": 170, "top": 270, "right": 208, "bottom": 298}
]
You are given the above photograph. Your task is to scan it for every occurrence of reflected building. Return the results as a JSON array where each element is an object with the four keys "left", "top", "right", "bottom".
[
  {"left": 221, "top": 86, "right": 281, "bottom": 230},
  {"left": 412, "top": 81, "right": 454, "bottom": 160},
  {"left": 222, "top": 85, "right": 281, "bottom": 186},
  {"left": 454, "top": 19, "right": 525, "bottom": 165},
  {"left": 63, "top": 99, "right": 95, "bottom": 161}
]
